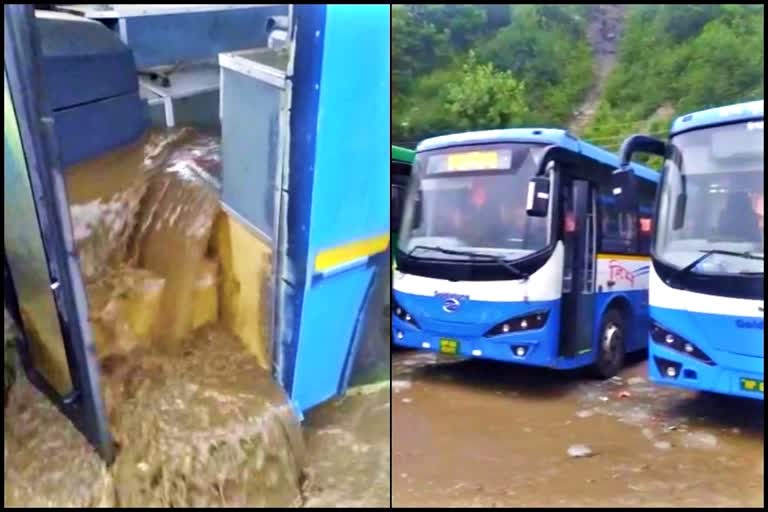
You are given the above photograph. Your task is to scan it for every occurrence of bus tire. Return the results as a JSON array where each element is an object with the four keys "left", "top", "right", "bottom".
[{"left": 591, "top": 308, "right": 626, "bottom": 379}]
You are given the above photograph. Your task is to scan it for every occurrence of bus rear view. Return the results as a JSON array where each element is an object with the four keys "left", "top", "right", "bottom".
[
  {"left": 615, "top": 100, "right": 764, "bottom": 399},
  {"left": 393, "top": 129, "right": 658, "bottom": 378}
]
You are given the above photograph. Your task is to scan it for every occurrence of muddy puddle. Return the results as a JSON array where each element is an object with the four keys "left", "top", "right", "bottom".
[
  {"left": 4, "top": 127, "right": 387, "bottom": 508},
  {"left": 392, "top": 349, "right": 764, "bottom": 508}
]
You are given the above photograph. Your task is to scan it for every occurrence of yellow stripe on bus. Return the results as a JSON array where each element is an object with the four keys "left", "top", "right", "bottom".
[
  {"left": 314, "top": 233, "right": 390, "bottom": 273},
  {"left": 597, "top": 253, "right": 651, "bottom": 262}
]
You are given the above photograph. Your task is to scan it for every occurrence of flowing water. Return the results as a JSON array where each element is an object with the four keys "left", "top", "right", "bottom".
[{"left": 5, "top": 128, "right": 309, "bottom": 507}]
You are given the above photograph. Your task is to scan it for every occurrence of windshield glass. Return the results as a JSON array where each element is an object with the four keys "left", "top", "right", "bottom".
[
  {"left": 655, "top": 120, "right": 764, "bottom": 274},
  {"left": 398, "top": 143, "right": 551, "bottom": 260}
]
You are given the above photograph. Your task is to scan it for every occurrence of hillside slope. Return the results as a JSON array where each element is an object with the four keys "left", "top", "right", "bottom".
[
  {"left": 392, "top": 4, "right": 764, "bottom": 150},
  {"left": 569, "top": 4, "right": 626, "bottom": 133}
]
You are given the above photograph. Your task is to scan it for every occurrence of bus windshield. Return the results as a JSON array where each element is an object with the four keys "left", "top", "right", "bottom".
[
  {"left": 398, "top": 143, "right": 551, "bottom": 261},
  {"left": 655, "top": 120, "right": 764, "bottom": 275}
]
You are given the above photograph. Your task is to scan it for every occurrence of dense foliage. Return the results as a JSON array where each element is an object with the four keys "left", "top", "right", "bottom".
[
  {"left": 582, "top": 4, "right": 764, "bottom": 153},
  {"left": 393, "top": 4, "right": 592, "bottom": 144},
  {"left": 393, "top": 4, "right": 764, "bottom": 156}
]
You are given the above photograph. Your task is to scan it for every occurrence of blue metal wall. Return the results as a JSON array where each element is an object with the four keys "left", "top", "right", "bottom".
[
  {"left": 114, "top": 6, "right": 288, "bottom": 68},
  {"left": 282, "top": 4, "right": 390, "bottom": 412}
]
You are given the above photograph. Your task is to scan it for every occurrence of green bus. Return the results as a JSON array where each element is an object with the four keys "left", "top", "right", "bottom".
[{"left": 391, "top": 145, "right": 415, "bottom": 262}]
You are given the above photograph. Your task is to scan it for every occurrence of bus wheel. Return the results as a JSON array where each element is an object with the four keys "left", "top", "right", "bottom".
[{"left": 591, "top": 309, "right": 625, "bottom": 379}]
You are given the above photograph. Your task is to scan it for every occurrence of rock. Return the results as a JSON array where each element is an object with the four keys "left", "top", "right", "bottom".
[
  {"left": 576, "top": 410, "right": 594, "bottom": 419},
  {"left": 567, "top": 444, "right": 595, "bottom": 458},
  {"left": 401, "top": 397, "right": 413, "bottom": 404},
  {"left": 628, "top": 377, "right": 646, "bottom": 385},
  {"left": 599, "top": 396, "right": 610, "bottom": 402},
  {"left": 654, "top": 441, "right": 672, "bottom": 450}
]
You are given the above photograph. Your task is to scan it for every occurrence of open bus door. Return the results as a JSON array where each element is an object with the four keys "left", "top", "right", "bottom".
[{"left": 4, "top": 5, "right": 113, "bottom": 462}]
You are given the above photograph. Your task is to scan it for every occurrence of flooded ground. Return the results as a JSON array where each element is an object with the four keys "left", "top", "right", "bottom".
[
  {"left": 392, "top": 349, "right": 764, "bottom": 508},
  {"left": 302, "top": 383, "right": 391, "bottom": 508},
  {"left": 4, "top": 127, "right": 390, "bottom": 507},
  {"left": 5, "top": 355, "right": 390, "bottom": 508}
]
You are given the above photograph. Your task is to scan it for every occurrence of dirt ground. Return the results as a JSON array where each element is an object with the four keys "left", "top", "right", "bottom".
[{"left": 392, "top": 349, "right": 764, "bottom": 508}]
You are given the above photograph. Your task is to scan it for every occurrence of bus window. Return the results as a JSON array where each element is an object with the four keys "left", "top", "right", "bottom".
[
  {"left": 598, "top": 182, "right": 638, "bottom": 254},
  {"left": 561, "top": 182, "right": 574, "bottom": 293},
  {"left": 638, "top": 184, "right": 655, "bottom": 253}
]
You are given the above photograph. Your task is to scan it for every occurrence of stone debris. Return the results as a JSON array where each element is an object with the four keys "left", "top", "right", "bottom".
[{"left": 567, "top": 444, "right": 595, "bottom": 458}]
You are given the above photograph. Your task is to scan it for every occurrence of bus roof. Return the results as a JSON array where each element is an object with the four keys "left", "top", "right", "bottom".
[
  {"left": 416, "top": 128, "right": 658, "bottom": 183},
  {"left": 670, "top": 99, "right": 763, "bottom": 136},
  {"left": 392, "top": 145, "right": 415, "bottom": 164}
]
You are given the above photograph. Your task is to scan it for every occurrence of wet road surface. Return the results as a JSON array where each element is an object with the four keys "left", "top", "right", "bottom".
[{"left": 392, "top": 349, "right": 764, "bottom": 508}]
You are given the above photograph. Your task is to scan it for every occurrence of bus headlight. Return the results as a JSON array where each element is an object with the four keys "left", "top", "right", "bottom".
[
  {"left": 392, "top": 299, "right": 420, "bottom": 328},
  {"left": 650, "top": 322, "right": 714, "bottom": 365},
  {"left": 484, "top": 310, "right": 549, "bottom": 337}
]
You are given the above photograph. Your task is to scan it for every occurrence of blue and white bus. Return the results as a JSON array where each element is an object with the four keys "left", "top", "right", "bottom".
[
  {"left": 612, "top": 100, "right": 763, "bottom": 399},
  {"left": 393, "top": 129, "right": 658, "bottom": 378}
]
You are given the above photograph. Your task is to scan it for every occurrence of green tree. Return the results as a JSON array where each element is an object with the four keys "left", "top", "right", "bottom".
[
  {"left": 391, "top": 5, "right": 451, "bottom": 95},
  {"left": 477, "top": 5, "right": 592, "bottom": 125},
  {"left": 445, "top": 52, "right": 529, "bottom": 131}
]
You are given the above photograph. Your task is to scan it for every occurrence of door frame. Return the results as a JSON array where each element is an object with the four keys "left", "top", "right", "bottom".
[
  {"left": 557, "top": 169, "right": 598, "bottom": 359},
  {"left": 4, "top": 4, "right": 114, "bottom": 462}
]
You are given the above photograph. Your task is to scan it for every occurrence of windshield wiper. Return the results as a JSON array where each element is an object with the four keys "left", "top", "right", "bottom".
[
  {"left": 674, "top": 249, "right": 764, "bottom": 279},
  {"left": 406, "top": 245, "right": 528, "bottom": 279}
]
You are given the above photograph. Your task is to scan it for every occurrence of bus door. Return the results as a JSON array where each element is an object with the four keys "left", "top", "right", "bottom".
[
  {"left": 558, "top": 176, "right": 598, "bottom": 358},
  {"left": 4, "top": 5, "right": 113, "bottom": 462}
]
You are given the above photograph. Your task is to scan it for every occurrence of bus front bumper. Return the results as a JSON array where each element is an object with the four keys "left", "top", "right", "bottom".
[
  {"left": 649, "top": 343, "right": 764, "bottom": 400},
  {"left": 391, "top": 316, "right": 558, "bottom": 367}
]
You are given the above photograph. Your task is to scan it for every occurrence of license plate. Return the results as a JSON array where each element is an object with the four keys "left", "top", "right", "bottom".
[
  {"left": 439, "top": 338, "right": 459, "bottom": 355},
  {"left": 739, "top": 378, "right": 764, "bottom": 394}
]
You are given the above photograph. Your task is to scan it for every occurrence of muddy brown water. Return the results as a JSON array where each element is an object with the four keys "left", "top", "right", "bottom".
[
  {"left": 4, "top": 127, "right": 389, "bottom": 507},
  {"left": 393, "top": 349, "right": 764, "bottom": 507}
]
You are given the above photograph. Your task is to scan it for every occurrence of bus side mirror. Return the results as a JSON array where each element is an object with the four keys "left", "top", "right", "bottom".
[
  {"left": 526, "top": 176, "right": 550, "bottom": 217},
  {"left": 611, "top": 167, "right": 637, "bottom": 211}
]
